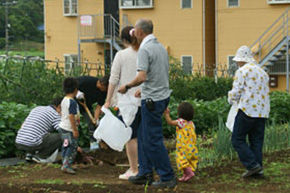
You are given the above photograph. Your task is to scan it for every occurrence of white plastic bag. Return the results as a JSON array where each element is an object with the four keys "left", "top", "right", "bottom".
[
  {"left": 226, "top": 102, "right": 238, "bottom": 132},
  {"left": 93, "top": 107, "right": 132, "bottom": 152},
  {"left": 46, "top": 149, "right": 59, "bottom": 163},
  {"left": 117, "top": 93, "right": 139, "bottom": 127}
]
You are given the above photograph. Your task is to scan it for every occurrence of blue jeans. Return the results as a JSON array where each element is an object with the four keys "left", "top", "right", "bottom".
[
  {"left": 138, "top": 97, "right": 175, "bottom": 181},
  {"left": 231, "top": 110, "right": 266, "bottom": 170},
  {"left": 58, "top": 128, "right": 78, "bottom": 168}
]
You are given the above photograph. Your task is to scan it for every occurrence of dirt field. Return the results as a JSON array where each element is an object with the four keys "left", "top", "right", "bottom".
[{"left": 0, "top": 148, "right": 290, "bottom": 193}]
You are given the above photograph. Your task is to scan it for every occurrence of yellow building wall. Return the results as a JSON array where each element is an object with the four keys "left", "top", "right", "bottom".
[
  {"left": 44, "top": 0, "right": 105, "bottom": 72},
  {"left": 217, "top": 0, "right": 288, "bottom": 64},
  {"left": 120, "top": 0, "right": 203, "bottom": 65}
]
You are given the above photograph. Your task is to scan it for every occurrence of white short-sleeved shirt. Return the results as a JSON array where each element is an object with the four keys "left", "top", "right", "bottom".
[{"left": 59, "top": 97, "right": 80, "bottom": 132}]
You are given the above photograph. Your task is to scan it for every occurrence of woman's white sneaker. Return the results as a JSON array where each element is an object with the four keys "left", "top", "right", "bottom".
[{"left": 119, "top": 169, "right": 138, "bottom": 180}]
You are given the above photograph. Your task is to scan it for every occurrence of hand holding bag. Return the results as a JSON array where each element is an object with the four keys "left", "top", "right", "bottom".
[{"left": 93, "top": 107, "right": 132, "bottom": 152}]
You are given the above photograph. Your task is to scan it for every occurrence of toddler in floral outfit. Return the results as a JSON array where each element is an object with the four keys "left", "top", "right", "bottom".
[{"left": 164, "top": 102, "right": 198, "bottom": 182}]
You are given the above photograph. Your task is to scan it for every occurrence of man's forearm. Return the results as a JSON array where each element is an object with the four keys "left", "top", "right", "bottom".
[{"left": 126, "top": 71, "right": 146, "bottom": 88}]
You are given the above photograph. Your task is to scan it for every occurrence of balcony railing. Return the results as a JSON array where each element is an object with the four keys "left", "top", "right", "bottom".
[
  {"left": 268, "top": 0, "right": 290, "bottom": 4},
  {"left": 78, "top": 14, "right": 119, "bottom": 40}
]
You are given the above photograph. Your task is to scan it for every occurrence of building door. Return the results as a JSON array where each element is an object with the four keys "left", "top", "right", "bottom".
[
  {"left": 104, "top": 0, "right": 119, "bottom": 36},
  {"left": 104, "top": 0, "right": 119, "bottom": 22}
]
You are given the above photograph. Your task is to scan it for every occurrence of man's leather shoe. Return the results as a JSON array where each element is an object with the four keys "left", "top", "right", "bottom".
[
  {"left": 128, "top": 173, "right": 154, "bottom": 185},
  {"left": 152, "top": 178, "right": 177, "bottom": 188},
  {"left": 251, "top": 170, "right": 264, "bottom": 178},
  {"left": 242, "top": 165, "right": 262, "bottom": 178}
]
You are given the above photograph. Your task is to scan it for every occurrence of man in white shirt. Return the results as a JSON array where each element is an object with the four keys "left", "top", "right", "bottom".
[{"left": 228, "top": 46, "right": 270, "bottom": 178}]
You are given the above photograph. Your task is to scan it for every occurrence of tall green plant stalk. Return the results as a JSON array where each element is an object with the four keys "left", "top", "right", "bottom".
[{"left": 212, "top": 117, "right": 236, "bottom": 160}]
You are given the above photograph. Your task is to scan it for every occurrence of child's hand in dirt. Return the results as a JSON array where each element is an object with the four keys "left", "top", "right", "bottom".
[{"left": 73, "top": 130, "right": 79, "bottom": 138}]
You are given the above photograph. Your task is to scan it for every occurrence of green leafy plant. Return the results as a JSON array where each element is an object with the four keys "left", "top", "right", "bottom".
[
  {"left": 0, "top": 102, "right": 35, "bottom": 158},
  {"left": 269, "top": 91, "right": 290, "bottom": 123},
  {"left": 0, "top": 60, "right": 64, "bottom": 105},
  {"left": 169, "top": 58, "right": 233, "bottom": 102}
]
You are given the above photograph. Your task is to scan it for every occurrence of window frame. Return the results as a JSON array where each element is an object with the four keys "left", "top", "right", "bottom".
[
  {"left": 63, "top": 0, "right": 78, "bottom": 17},
  {"left": 180, "top": 0, "right": 193, "bottom": 9},
  {"left": 181, "top": 55, "right": 193, "bottom": 74},
  {"left": 227, "top": 0, "right": 239, "bottom": 8},
  {"left": 119, "top": 0, "right": 154, "bottom": 9},
  {"left": 64, "top": 54, "right": 78, "bottom": 75},
  {"left": 227, "top": 55, "right": 238, "bottom": 76},
  {"left": 268, "top": 0, "right": 290, "bottom": 4}
]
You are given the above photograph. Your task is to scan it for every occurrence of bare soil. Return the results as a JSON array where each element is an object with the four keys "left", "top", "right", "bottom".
[{"left": 0, "top": 148, "right": 290, "bottom": 193}]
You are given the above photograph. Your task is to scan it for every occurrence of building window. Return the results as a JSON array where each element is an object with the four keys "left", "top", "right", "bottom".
[
  {"left": 181, "top": 0, "right": 192, "bottom": 9},
  {"left": 181, "top": 56, "right": 193, "bottom": 74},
  {"left": 120, "top": 0, "right": 153, "bottom": 9},
  {"left": 64, "top": 54, "right": 78, "bottom": 75},
  {"left": 228, "top": 0, "right": 239, "bottom": 7},
  {"left": 268, "top": 0, "right": 290, "bottom": 4},
  {"left": 228, "top": 55, "right": 238, "bottom": 76},
  {"left": 64, "top": 0, "right": 78, "bottom": 16}
]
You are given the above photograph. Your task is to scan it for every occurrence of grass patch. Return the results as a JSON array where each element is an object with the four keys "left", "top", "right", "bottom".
[
  {"left": 35, "top": 179, "right": 65, "bottom": 185},
  {"left": 71, "top": 180, "right": 104, "bottom": 185}
]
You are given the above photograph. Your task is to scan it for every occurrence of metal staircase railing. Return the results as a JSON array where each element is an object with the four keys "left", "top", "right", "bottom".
[
  {"left": 78, "top": 14, "right": 122, "bottom": 50},
  {"left": 77, "top": 14, "right": 123, "bottom": 68},
  {"left": 250, "top": 8, "right": 290, "bottom": 66}
]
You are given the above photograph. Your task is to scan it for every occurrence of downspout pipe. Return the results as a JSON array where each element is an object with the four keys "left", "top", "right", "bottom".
[
  {"left": 203, "top": 0, "right": 206, "bottom": 75},
  {"left": 215, "top": 0, "right": 218, "bottom": 65}
]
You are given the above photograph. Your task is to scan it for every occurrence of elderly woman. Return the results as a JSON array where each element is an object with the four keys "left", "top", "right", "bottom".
[
  {"left": 104, "top": 26, "right": 141, "bottom": 180},
  {"left": 228, "top": 46, "right": 270, "bottom": 178}
]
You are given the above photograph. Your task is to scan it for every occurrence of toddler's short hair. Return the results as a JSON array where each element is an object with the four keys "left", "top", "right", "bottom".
[
  {"left": 178, "top": 102, "right": 194, "bottom": 121},
  {"left": 63, "top": 77, "right": 79, "bottom": 94}
]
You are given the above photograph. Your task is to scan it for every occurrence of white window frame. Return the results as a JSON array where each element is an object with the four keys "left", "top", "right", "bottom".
[
  {"left": 227, "top": 55, "right": 237, "bottom": 76},
  {"left": 119, "top": 0, "right": 154, "bottom": 9},
  {"left": 227, "top": 0, "right": 239, "bottom": 7},
  {"left": 64, "top": 54, "right": 78, "bottom": 75},
  {"left": 268, "top": 0, "right": 290, "bottom": 4},
  {"left": 63, "top": 0, "right": 78, "bottom": 17},
  {"left": 180, "top": 0, "right": 193, "bottom": 9},
  {"left": 181, "top": 55, "right": 193, "bottom": 74}
]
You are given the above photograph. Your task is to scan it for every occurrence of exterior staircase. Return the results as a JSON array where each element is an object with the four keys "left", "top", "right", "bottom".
[
  {"left": 250, "top": 8, "right": 290, "bottom": 75},
  {"left": 77, "top": 14, "right": 124, "bottom": 66}
]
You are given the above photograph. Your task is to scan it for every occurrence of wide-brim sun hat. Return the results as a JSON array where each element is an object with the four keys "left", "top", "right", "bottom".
[{"left": 233, "top": 45, "right": 256, "bottom": 63}]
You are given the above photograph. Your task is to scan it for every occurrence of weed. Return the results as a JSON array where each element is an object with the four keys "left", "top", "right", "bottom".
[{"left": 144, "top": 181, "right": 149, "bottom": 193}]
